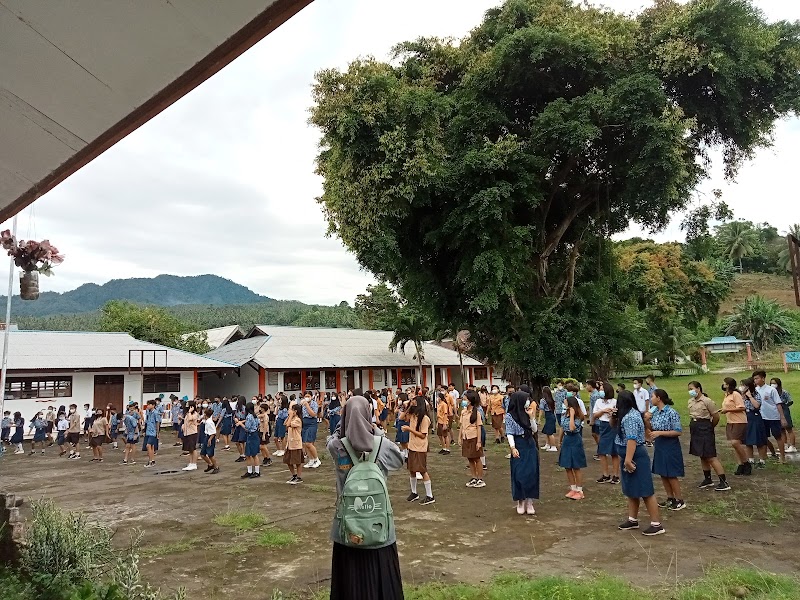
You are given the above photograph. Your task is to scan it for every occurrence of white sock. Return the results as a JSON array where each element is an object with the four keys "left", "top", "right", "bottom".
[
  {"left": 576, "top": 486, "right": 583, "bottom": 493},
  {"left": 480, "top": 456, "right": 486, "bottom": 466},
  {"left": 424, "top": 480, "right": 433, "bottom": 497},
  {"left": 247, "top": 466, "right": 253, "bottom": 473},
  {"left": 17, "top": 443, "right": 22, "bottom": 451},
  {"left": 570, "top": 485, "right": 577, "bottom": 491},
  {"left": 254, "top": 466, "right": 260, "bottom": 474},
  {"left": 410, "top": 477, "right": 418, "bottom": 494}
]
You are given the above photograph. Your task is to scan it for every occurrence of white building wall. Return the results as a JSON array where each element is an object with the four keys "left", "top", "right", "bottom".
[{"left": 200, "top": 365, "right": 260, "bottom": 399}]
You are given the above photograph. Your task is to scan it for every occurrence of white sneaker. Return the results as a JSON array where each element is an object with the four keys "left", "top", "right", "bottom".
[
  {"left": 540, "top": 444, "right": 550, "bottom": 450},
  {"left": 13, "top": 449, "right": 23, "bottom": 455},
  {"left": 547, "top": 447, "right": 558, "bottom": 452},
  {"left": 787, "top": 445, "right": 797, "bottom": 453},
  {"left": 304, "top": 460, "right": 313, "bottom": 468},
  {"left": 181, "top": 465, "right": 193, "bottom": 471},
  {"left": 505, "top": 453, "right": 511, "bottom": 459},
  {"left": 313, "top": 458, "right": 322, "bottom": 468}
]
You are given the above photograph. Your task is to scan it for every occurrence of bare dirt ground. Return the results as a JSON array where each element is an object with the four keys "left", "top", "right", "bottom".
[{"left": 1, "top": 425, "right": 798, "bottom": 599}]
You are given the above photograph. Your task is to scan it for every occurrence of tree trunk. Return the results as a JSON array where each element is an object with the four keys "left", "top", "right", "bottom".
[
  {"left": 416, "top": 342, "right": 423, "bottom": 387},
  {"left": 458, "top": 349, "right": 465, "bottom": 390}
]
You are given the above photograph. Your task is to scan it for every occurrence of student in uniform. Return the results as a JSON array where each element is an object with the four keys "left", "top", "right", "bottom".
[
  {"left": 89, "top": 409, "right": 109, "bottom": 463},
  {"left": 274, "top": 397, "right": 289, "bottom": 457},
  {"left": 553, "top": 381, "right": 566, "bottom": 431},
  {"left": 559, "top": 395, "right": 587, "bottom": 499},
  {"left": 284, "top": 403, "right": 305, "bottom": 484},
  {"left": 143, "top": 400, "right": 159, "bottom": 468},
  {"left": 740, "top": 377, "right": 768, "bottom": 469},
  {"left": 122, "top": 403, "right": 140, "bottom": 465},
  {"left": 258, "top": 403, "right": 273, "bottom": 467},
  {"left": 586, "top": 379, "right": 602, "bottom": 460},
  {"left": 56, "top": 412, "right": 69, "bottom": 456},
  {"left": 436, "top": 391, "right": 452, "bottom": 454},
  {"left": 771, "top": 377, "right": 796, "bottom": 453},
  {"left": 301, "top": 391, "right": 321, "bottom": 469},
  {"left": 394, "top": 393, "right": 411, "bottom": 463},
  {"left": 720, "top": 378, "right": 749, "bottom": 475},
  {"left": 647, "top": 389, "right": 685, "bottom": 511},
  {"left": 239, "top": 402, "right": 262, "bottom": 479},
  {"left": 10, "top": 412, "right": 24, "bottom": 454},
  {"left": 539, "top": 386, "right": 558, "bottom": 452},
  {"left": 108, "top": 409, "right": 120, "bottom": 450},
  {"left": 171, "top": 396, "right": 182, "bottom": 446},
  {"left": 506, "top": 389, "right": 539, "bottom": 515},
  {"left": 594, "top": 382, "right": 620, "bottom": 485},
  {"left": 27, "top": 412, "right": 47, "bottom": 455},
  {"left": 754, "top": 370, "right": 787, "bottom": 463},
  {"left": 614, "top": 390, "right": 665, "bottom": 535},
  {"left": 1, "top": 410, "right": 11, "bottom": 446},
  {"left": 181, "top": 401, "right": 199, "bottom": 471},
  {"left": 687, "top": 381, "right": 730, "bottom": 491},
  {"left": 200, "top": 408, "right": 219, "bottom": 474},
  {"left": 45, "top": 406, "right": 56, "bottom": 446},
  {"left": 67, "top": 404, "right": 82, "bottom": 460},
  {"left": 460, "top": 390, "right": 485, "bottom": 488},
  {"left": 328, "top": 393, "right": 342, "bottom": 436},
  {"left": 82, "top": 403, "right": 93, "bottom": 442},
  {"left": 232, "top": 396, "right": 248, "bottom": 462},
  {"left": 488, "top": 384, "right": 506, "bottom": 444},
  {"left": 402, "top": 395, "right": 435, "bottom": 505}
]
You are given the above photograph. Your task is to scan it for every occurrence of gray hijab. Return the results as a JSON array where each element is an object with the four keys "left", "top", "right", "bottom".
[{"left": 339, "top": 395, "right": 374, "bottom": 454}]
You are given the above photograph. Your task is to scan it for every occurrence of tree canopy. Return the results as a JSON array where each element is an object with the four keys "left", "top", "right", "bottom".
[{"left": 311, "top": 0, "right": 800, "bottom": 378}]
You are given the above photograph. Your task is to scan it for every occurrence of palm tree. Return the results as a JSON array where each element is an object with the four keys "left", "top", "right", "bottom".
[
  {"left": 725, "top": 295, "right": 792, "bottom": 351},
  {"left": 646, "top": 320, "right": 699, "bottom": 375},
  {"left": 388, "top": 308, "right": 431, "bottom": 386},
  {"left": 777, "top": 224, "right": 800, "bottom": 273},
  {"left": 434, "top": 323, "right": 472, "bottom": 387},
  {"left": 717, "top": 221, "right": 759, "bottom": 272}
]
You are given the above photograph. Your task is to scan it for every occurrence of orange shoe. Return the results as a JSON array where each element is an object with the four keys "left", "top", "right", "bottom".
[
  {"left": 565, "top": 490, "right": 578, "bottom": 499},
  {"left": 572, "top": 490, "right": 585, "bottom": 500}
]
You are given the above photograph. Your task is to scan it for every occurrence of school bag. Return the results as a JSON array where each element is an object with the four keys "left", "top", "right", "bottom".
[{"left": 337, "top": 435, "right": 393, "bottom": 548}]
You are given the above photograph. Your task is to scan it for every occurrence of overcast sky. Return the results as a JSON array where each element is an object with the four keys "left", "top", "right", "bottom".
[{"left": 1, "top": 0, "right": 799, "bottom": 305}]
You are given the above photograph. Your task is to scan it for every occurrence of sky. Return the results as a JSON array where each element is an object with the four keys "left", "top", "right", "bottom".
[{"left": 1, "top": 0, "right": 799, "bottom": 306}]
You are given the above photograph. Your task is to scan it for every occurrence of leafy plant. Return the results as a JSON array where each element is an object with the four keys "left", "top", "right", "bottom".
[
  {"left": 112, "top": 530, "right": 186, "bottom": 600},
  {"left": 724, "top": 295, "right": 793, "bottom": 351},
  {"left": 716, "top": 221, "right": 760, "bottom": 272},
  {"left": 0, "top": 231, "right": 64, "bottom": 275}
]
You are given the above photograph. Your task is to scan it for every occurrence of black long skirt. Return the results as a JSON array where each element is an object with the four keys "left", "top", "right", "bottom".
[{"left": 330, "top": 541, "right": 404, "bottom": 600}]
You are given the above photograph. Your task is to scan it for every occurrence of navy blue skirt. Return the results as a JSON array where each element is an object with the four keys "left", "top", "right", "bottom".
[
  {"left": 745, "top": 411, "right": 767, "bottom": 447},
  {"left": 542, "top": 412, "right": 556, "bottom": 435},
  {"left": 274, "top": 419, "right": 287, "bottom": 438},
  {"left": 558, "top": 432, "right": 587, "bottom": 469},
  {"left": 329, "top": 413, "right": 341, "bottom": 435},
  {"left": 11, "top": 427, "right": 23, "bottom": 444},
  {"left": 33, "top": 429, "right": 46, "bottom": 442},
  {"left": 652, "top": 436, "right": 684, "bottom": 478},
  {"left": 56, "top": 431, "right": 66, "bottom": 445},
  {"left": 510, "top": 435, "right": 540, "bottom": 501},
  {"left": 597, "top": 421, "right": 618, "bottom": 456},
  {"left": 395, "top": 419, "right": 410, "bottom": 444},
  {"left": 232, "top": 424, "right": 247, "bottom": 443},
  {"left": 220, "top": 416, "right": 233, "bottom": 436},
  {"left": 244, "top": 431, "right": 261, "bottom": 457},
  {"left": 618, "top": 444, "right": 655, "bottom": 499},
  {"left": 301, "top": 417, "right": 318, "bottom": 443}
]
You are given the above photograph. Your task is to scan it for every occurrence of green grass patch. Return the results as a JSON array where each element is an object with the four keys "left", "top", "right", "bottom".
[
  {"left": 695, "top": 497, "right": 754, "bottom": 523},
  {"left": 255, "top": 528, "right": 298, "bottom": 549},
  {"left": 140, "top": 536, "right": 201, "bottom": 558},
  {"left": 308, "top": 484, "right": 335, "bottom": 493},
  {"left": 213, "top": 510, "right": 267, "bottom": 532},
  {"left": 223, "top": 540, "right": 250, "bottom": 555}
]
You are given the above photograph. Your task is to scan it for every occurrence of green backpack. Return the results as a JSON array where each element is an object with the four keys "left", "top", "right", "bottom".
[{"left": 337, "top": 436, "right": 393, "bottom": 548}]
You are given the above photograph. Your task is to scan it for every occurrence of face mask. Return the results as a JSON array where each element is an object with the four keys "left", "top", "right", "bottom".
[
  {"left": 739, "top": 386, "right": 747, "bottom": 393},
  {"left": 566, "top": 392, "right": 574, "bottom": 398},
  {"left": 633, "top": 383, "right": 641, "bottom": 390},
  {"left": 598, "top": 391, "right": 606, "bottom": 398},
  {"left": 689, "top": 390, "right": 698, "bottom": 398},
  {"left": 524, "top": 400, "right": 531, "bottom": 409},
  {"left": 461, "top": 400, "right": 468, "bottom": 409},
  {"left": 771, "top": 383, "right": 778, "bottom": 389},
  {"left": 69, "top": 409, "right": 75, "bottom": 414},
  {"left": 202, "top": 403, "right": 208, "bottom": 408}
]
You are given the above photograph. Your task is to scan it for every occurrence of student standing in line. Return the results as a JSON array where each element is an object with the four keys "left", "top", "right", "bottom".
[
  {"left": 301, "top": 391, "right": 321, "bottom": 469},
  {"left": 753, "top": 370, "right": 787, "bottom": 463},
  {"left": 648, "top": 389, "right": 685, "bottom": 510},
  {"left": 586, "top": 379, "right": 602, "bottom": 460},
  {"left": 506, "top": 389, "right": 539, "bottom": 515},
  {"left": 720, "top": 378, "right": 749, "bottom": 475},
  {"left": 741, "top": 377, "right": 768, "bottom": 469},
  {"left": 238, "top": 402, "right": 262, "bottom": 479},
  {"left": 232, "top": 396, "right": 248, "bottom": 462},
  {"left": 594, "top": 382, "right": 620, "bottom": 485},
  {"left": 539, "top": 386, "right": 558, "bottom": 452},
  {"left": 170, "top": 396, "right": 182, "bottom": 447},
  {"left": 142, "top": 400, "right": 159, "bottom": 468},
  {"left": 615, "top": 390, "right": 665, "bottom": 535},
  {"left": 89, "top": 409, "right": 109, "bottom": 463},
  {"left": 687, "top": 381, "right": 730, "bottom": 491},
  {"left": 181, "top": 401, "right": 199, "bottom": 471},
  {"left": 274, "top": 397, "right": 289, "bottom": 457},
  {"left": 489, "top": 384, "right": 506, "bottom": 444},
  {"left": 771, "top": 377, "right": 796, "bottom": 453},
  {"left": 284, "top": 403, "right": 305, "bottom": 484},
  {"left": 28, "top": 412, "right": 47, "bottom": 455},
  {"left": 200, "top": 407, "right": 219, "bottom": 474},
  {"left": 403, "top": 395, "right": 435, "bottom": 504},
  {"left": 436, "top": 391, "right": 452, "bottom": 454},
  {"left": 559, "top": 395, "right": 587, "bottom": 499},
  {"left": 67, "top": 404, "right": 82, "bottom": 460},
  {"left": 258, "top": 402, "right": 273, "bottom": 467},
  {"left": 217, "top": 398, "right": 232, "bottom": 451},
  {"left": 461, "top": 390, "right": 485, "bottom": 488},
  {"left": 122, "top": 403, "right": 140, "bottom": 465},
  {"left": 108, "top": 409, "right": 120, "bottom": 450},
  {"left": 56, "top": 412, "right": 69, "bottom": 456},
  {"left": 82, "top": 403, "right": 93, "bottom": 442}
]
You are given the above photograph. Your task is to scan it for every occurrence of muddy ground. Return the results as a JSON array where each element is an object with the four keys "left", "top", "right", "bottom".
[{"left": 1, "top": 426, "right": 798, "bottom": 599}]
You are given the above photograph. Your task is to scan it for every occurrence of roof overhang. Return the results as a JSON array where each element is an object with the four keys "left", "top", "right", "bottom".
[{"left": 0, "top": 0, "right": 312, "bottom": 221}]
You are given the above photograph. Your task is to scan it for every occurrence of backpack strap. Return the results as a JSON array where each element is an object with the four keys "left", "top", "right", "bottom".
[
  {"left": 367, "top": 435, "right": 382, "bottom": 464},
  {"left": 341, "top": 436, "right": 382, "bottom": 464},
  {"left": 341, "top": 437, "right": 359, "bottom": 464}
]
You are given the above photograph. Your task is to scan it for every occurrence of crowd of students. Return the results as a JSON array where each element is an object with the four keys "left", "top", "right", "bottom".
[{"left": 1, "top": 371, "right": 794, "bottom": 535}]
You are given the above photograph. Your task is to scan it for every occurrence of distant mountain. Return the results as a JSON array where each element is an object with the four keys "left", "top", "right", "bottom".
[{"left": 1, "top": 274, "right": 273, "bottom": 317}]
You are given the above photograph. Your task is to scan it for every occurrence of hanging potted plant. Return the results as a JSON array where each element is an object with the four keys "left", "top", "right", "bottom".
[{"left": 0, "top": 230, "right": 64, "bottom": 300}]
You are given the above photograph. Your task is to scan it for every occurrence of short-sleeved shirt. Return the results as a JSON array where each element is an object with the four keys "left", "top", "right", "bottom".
[
  {"left": 171, "top": 405, "right": 182, "bottom": 423},
  {"left": 244, "top": 414, "right": 259, "bottom": 433},
  {"left": 488, "top": 394, "right": 505, "bottom": 416},
  {"left": 407, "top": 415, "right": 430, "bottom": 452},
  {"left": 755, "top": 384, "right": 783, "bottom": 421},
  {"left": 57, "top": 418, "right": 69, "bottom": 431},
  {"left": 155, "top": 404, "right": 165, "bottom": 423},
  {"left": 1, "top": 417, "right": 10, "bottom": 429},
  {"left": 688, "top": 395, "right": 718, "bottom": 420},
  {"left": 460, "top": 409, "right": 482, "bottom": 440},
  {"left": 286, "top": 416, "right": 303, "bottom": 450},
  {"left": 91, "top": 417, "right": 108, "bottom": 437},
  {"left": 211, "top": 402, "right": 222, "bottom": 418},
  {"left": 743, "top": 391, "right": 757, "bottom": 411},
  {"left": 649, "top": 405, "right": 682, "bottom": 432},
  {"left": 615, "top": 410, "right": 646, "bottom": 446},
  {"left": 553, "top": 389, "right": 567, "bottom": 413},
  {"left": 538, "top": 398, "right": 552, "bottom": 413},
  {"left": 780, "top": 390, "right": 792, "bottom": 406},
  {"left": 204, "top": 419, "right": 217, "bottom": 436},
  {"left": 68, "top": 412, "right": 81, "bottom": 433},
  {"left": 560, "top": 410, "right": 583, "bottom": 433},
  {"left": 633, "top": 388, "right": 650, "bottom": 412},
  {"left": 183, "top": 411, "right": 198, "bottom": 435},
  {"left": 436, "top": 400, "right": 451, "bottom": 425},
  {"left": 722, "top": 392, "right": 747, "bottom": 424},
  {"left": 302, "top": 400, "right": 319, "bottom": 419},
  {"left": 593, "top": 397, "right": 617, "bottom": 423},
  {"left": 589, "top": 390, "right": 602, "bottom": 413},
  {"left": 144, "top": 409, "right": 158, "bottom": 436},
  {"left": 124, "top": 413, "right": 139, "bottom": 435},
  {"left": 30, "top": 418, "right": 47, "bottom": 431}
]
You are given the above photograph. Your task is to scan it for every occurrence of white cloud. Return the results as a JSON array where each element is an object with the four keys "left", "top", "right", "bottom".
[{"left": 1, "top": 0, "right": 798, "bottom": 306}]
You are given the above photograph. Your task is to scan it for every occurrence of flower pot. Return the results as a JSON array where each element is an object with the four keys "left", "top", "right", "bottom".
[{"left": 19, "top": 270, "right": 39, "bottom": 300}]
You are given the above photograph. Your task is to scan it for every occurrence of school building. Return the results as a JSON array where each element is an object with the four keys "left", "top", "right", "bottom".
[
  {"left": 200, "top": 325, "right": 500, "bottom": 398},
  {"left": 1, "top": 330, "right": 236, "bottom": 423}
]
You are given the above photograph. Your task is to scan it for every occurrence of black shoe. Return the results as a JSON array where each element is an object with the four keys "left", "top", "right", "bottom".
[
  {"left": 698, "top": 478, "right": 714, "bottom": 489},
  {"left": 657, "top": 498, "right": 673, "bottom": 508},
  {"left": 173, "top": 442, "right": 181, "bottom": 447},
  {"left": 715, "top": 480, "right": 731, "bottom": 491},
  {"left": 264, "top": 458, "right": 272, "bottom": 467},
  {"left": 743, "top": 462, "right": 752, "bottom": 475},
  {"left": 235, "top": 456, "right": 246, "bottom": 463},
  {"left": 407, "top": 493, "right": 419, "bottom": 502},
  {"left": 670, "top": 499, "right": 686, "bottom": 511},
  {"left": 211, "top": 468, "right": 219, "bottom": 474},
  {"left": 596, "top": 475, "right": 611, "bottom": 484},
  {"left": 593, "top": 454, "right": 601, "bottom": 461},
  {"left": 204, "top": 465, "right": 213, "bottom": 473},
  {"left": 252, "top": 471, "right": 261, "bottom": 478},
  {"left": 609, "top": 476, "right": 620, "bottom": 485},
  {"left": 618, "top": 519, "right": 639, "bottom": 530},
  {"left": 240, "top": 472, "right": 253, "bottom": 478},
  {"left": 642, "top": 524, "right": 665, "bottom": 536},
  {"left": 420, "top": 496, "right": 435, "bottom": 506},
  {"left": 294, "top": 477, "right": 303, "bottom": 484},
  {"left": 734, "top": 464, "right": 743, "bottom": 476},
  {"left": 438, "top": 449, "right": 447, "bottom": 455}
]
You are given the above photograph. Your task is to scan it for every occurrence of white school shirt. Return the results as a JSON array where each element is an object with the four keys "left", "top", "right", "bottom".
[
  {"left": 633, "top": 388, "right": 650, "bottom": 412},
  {"left": 57, "top": 418, "right": 69, "bottom": 431},
  {"left": 593, "top": 397, "right": 617, "bottom": 422},
  {"left": 204, "top": 419, "right": 217, "bottom": 436},
  {"left": 755, "top": 384, "right": 783, "bottom": 421}
]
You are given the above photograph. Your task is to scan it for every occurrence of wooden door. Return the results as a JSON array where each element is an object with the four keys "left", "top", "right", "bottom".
[{"left": 94, "top": 375, "right": 124, "bottom": 413}]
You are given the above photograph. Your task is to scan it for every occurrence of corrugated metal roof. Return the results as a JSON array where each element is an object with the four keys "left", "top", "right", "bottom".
[
  {"left": 203, "top": 336, "right": 270, "bottom": 367},
  {"left": 201, "top": 325, "right": 246, "bottom": 349},
  {"left": 1, "top": 330, "right": 236, "bottom": 371},
  {"left": 700, "top": 336, "right": 752, "bottom": 345},
  {"left": 208, "top": 325, "right": 484, "bottom": 370}
]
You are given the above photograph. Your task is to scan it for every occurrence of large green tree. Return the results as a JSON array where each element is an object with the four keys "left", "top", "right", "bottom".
[{"left": 311, "top": 0, "right": 800, "bottom": 378}]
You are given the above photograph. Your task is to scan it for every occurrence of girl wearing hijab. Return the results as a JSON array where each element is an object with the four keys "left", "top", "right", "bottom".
[
  {"left": 559, "top": 395, "right": 587, "bottom": 499},
  {"left": 505, "top": 388, "right": 539, "bottom": 515},
  {"left": 615, "top": 390, "right": 664, "bottom": 535},
  {"left": 460, "top": 390, "right": 485, "bottom": 488},
  {"left": 539, "top": 386, "right": 558, "bottom": 452},
  {"left": 648, "top": 389, "right": 685, "bottom": 511},
  {"left": 326, "top": 395, "right": 404, "bottom": 600}
]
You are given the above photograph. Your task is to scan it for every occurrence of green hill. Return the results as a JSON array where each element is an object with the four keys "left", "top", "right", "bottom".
[{"left": 721, "top": 273, "right": 799, "bottom": 314}]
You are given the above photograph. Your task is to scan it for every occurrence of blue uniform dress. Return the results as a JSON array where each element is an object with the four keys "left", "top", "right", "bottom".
[
  {"left": 539, "top": 399, "right": 556, "bottom": 435},
  {"left": 553, "top": 389, "right": 567, "bottom": 427},
  {"left": 780, "top": 391, "right": 793, "bottom": 429},
  {"left": 505, "top": 413, "right": 540, "bottom": 501},
  {"left": 11, "top": 418, "right": 24, "bottom": 444},
  {"left": 153, "top": 405, "right": 164, "bottom": 451},
  {"left": 744, "top": 392, "right": 767, "bottom": 447},
  {"left": 30, "top": 418, "right": 47, "bottom": 442},
  {"left": 328, "top": 402, "right": 341, "bottom": 435},
  {"left": 650, "top": 405, "right": 684, "bottom": 478},
  {"left": 301, "top": 400, "right": 319, "bottom": 443},
  {"left": 109, "top": 414, "right": 119, "bottom": 441},
  {"left": 143, "top": 409, "right": 159, "bottom": 449},
  {"left": 558, "top": 413, "right": 586, "bottom": 469},
  {"left": 244, "top": 414, "right": 261, "bottom": 457},
  {"left": 124, "top": 412, "right": 140, "bottom": 444},
  {"left": 274, "top": 408, "right": 288, "bottom": 439},
  {"left": 589, "top": 391, "right": 602, "bottom": 435},
  {"left": 615, "top": 411, "right": 655, "bottom": 499},
  {"left": 220, "top": 407, "right": 233, "bottom": 436},
  {"left": 232, "top": 408, "right": 247, "bottom": 443},
  {"left": 395, "top": 406, "right": 410, "bottom": 444}
]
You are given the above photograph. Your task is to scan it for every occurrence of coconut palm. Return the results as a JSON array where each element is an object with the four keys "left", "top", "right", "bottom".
[
  {"left": 717, "top": 221, "right": 760, "bottom": 272},
  {"left": 645, "top": 320, "right": 699, "bottom": 375},
  {"left": 777, "top": 224, "right": 800, "bottom": 273},
  {"left": 388, "top": 308, "right": 432, "bottom": 386},
  {"left": 434, "top": 324, "right": 472, "bottom": 387},
  {"left": 724, "top": 295, "right": 792, "bottom": 351}
]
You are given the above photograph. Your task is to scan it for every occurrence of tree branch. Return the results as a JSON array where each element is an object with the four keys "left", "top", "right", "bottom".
[
  {"left": 540, "top": 155, "right": 579, "bottom": 231},
  {"left": 542, "top": 195, "right": 595, "bottom": 259}
]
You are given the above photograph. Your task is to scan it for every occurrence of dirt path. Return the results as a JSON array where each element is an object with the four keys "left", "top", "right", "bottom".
[{"left": 1, "top": 427, "right": 797, "bottom": 599}]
